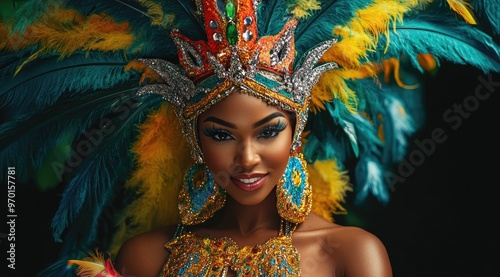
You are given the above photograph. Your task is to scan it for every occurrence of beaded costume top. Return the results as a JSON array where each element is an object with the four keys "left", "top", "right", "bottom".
[
  {"left": 160, "top": 221, "right": 299, "bottom": 276},
  {"left": 161, "top": 231, "right": 299, "bottom": 276}
]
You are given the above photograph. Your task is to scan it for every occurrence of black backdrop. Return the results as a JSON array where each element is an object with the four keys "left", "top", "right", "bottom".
[
  {"left": 337, "top": 63, "right": 500, "bottom": 277},
  {"left": 4, "top": 63, "right": 500, "bottom": 277}
]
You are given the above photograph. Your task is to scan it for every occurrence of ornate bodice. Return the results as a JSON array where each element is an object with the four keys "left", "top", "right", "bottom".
[{"left": 160, "top": 229, "right": 300, "bottom": 276}]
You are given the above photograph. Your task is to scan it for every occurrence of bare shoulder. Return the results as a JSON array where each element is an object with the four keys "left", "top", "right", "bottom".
[
  {"left": 114, "top": 225, "right": 177, "bottom": 277},
  {"left": 295, "top": 213, "right": 393, "bottom": 277}
]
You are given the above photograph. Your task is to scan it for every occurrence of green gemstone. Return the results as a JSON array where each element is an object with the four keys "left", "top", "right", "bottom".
[
  {"left": 226, "top": 22, "right": 237, "bottom": 45},
  {"left": 225, "top": 1, "right": 236, "bottom": 19}
]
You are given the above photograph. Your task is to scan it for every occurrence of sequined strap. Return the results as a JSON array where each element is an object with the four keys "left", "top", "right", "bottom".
[
  {"left": 172, "top": 223, "right": 187, "bottom": 239},
  {"left": 279, "top": 218, "right": 298, "bottom": 237}
]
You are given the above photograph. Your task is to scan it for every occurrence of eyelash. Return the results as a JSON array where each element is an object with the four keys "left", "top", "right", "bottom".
[
  {"left": 202, "top": 126, "right": 234, "bottom": 142},
  {"left": 258, "top": 121, "right": 287, "bottom": 139},
  {"left": 202, "top": 121, "right": 288, "bottom": 142}
]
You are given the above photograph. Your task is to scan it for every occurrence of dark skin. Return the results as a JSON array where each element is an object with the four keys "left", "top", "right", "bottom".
[{"left": 115, "top": 93, "right": 392, "bottom": 277}]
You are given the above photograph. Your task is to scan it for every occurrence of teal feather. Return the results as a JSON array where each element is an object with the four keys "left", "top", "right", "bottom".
[
  {"left": 304, "top": 99, "right": 358, "bottom": 163},
  {"left": 374, "top": 13, "right": 500, "bottom": 73},
  {"left": 41, "top": 96, "right": 160, "bottom": 276},
  {"left": 168, "top": 0, "right": 205, "bottom": 36},
  {"left": 0, "top": 87, "right": 140, "bottom": 186},
  {"left": 378, "top": 93, "right": 415, "bottom": 163},
  {"left": 257, "top": 0, "right": 290, "bottom": 36},
  {"left": 294, "top": 0, "right": 370, "bottom": 58},
  {"left": 7, "top": 0, "right": 61, "bottom": 33},
  {"left": 50, "top": 98, "right": 152, "bottom": 241},
  {"left": 0, "top": 53, "right": 135, "bottom": 115},
  {"left": 304, "top": 75, "right": 420, "bottom": 203},
  {"left": 355, "top": 78, "right": 421, "bottom": 164},
  {"left": 354, "top": 157, "right": 388, "bottom": 204},
  {"left": 0, "top": 48, "right": 35, "bottom": 76},
  {"left": 257, "top": 0, "right": 372, "bottom": 57},
  {"left": 473, "top": 0, "right": 500, "bottom": 35},
  {"left": 349, "top": 112, "right": 388, "bottom": 203},
  {"left": 304, "top": 98, "right": 383, "bottom": 166}
]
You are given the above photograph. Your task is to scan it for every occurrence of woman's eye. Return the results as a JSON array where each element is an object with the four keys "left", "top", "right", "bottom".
[
  {"left": 212, "top": 131, "right": 233, "bottom": 141},
  {"left": 258, "top": 123, "right": 287, "bottom": 139},
  {"left": 258, "top": 121, "right": 287, "bottom": 139},
  {"left": 203, "top": 128, "right": 234, "bottom": 141},
  {"left": 258, "top": 129, "right": 280, "bottom": 139}
]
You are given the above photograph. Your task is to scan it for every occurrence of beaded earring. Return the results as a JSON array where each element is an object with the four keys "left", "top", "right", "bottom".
[
  {"left": 178, "top": 164, "right": 226, "bottom": 225},
  {"left": 276, "top": 152, "right": 312, "bottom": 223}
]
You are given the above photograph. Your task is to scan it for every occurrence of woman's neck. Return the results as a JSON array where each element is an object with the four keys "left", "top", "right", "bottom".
[{"left": 218, "top": 189, "right": 281, "bottom": 236}]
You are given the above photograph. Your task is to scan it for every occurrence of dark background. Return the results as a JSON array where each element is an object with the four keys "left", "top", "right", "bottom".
[
  {"left": 3, "top": 63, "right": 500, "bottom": 277},
  {"left": 338, "top": 63, "right": 500, "bottom": 277}
]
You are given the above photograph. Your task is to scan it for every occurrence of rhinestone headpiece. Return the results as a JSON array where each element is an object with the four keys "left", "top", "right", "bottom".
[{"left": 138, "top": 0, "right": 338, "bottom": 162}]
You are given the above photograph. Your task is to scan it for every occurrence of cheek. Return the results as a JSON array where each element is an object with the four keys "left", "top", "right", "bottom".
[
  {"left": 264, "top": 130, "right": 293, "bottom": 173},
  {"left": 199, "top": 139, "right": 234, "bottom": 187}
]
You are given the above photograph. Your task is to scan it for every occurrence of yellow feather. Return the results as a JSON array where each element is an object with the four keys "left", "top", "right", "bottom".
[
  {"left": 322, "top": 0, "right": 412, "bottom": 67},
  {"left": 9, "top": 7, "right": 134, "bottom": 75},
  {"left": 67, "top": 250, "right": 106, "bottom": 277},
  {"left": 136, "top": 0, "right": 175, "bottom": 28},
  {"left": 311, "top": 0, "right": 417, "bottom": 112},
  {"left": 0, "top": 23, "right": 27, "bottom": 51},
  {"left": 136, "top": 0, "right": 163, "bottom": 25},
  {"left": 308, "top": 160, "right": 351, "bottom": 222},
  {"left": 311, "top": 69, "right": 368, "bottom": 114},
  {"left": 109, "top": 104, "right": 192, "bottom": 256},
  {"left": 289, "top": 0, "right": 321, "bottom": 19},
  {"left": 125, "top": 60, "right": 165, "bottom": 84},
  {"left": 447, "top": 0, "right": 477, "bottom": 24}
]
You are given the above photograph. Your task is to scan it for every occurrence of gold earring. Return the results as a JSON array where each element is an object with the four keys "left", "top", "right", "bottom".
[
  {"left": 178, "top": 164, "right": 226, "bottom": 225},
  {"left": 276, "top": 152, "right": 312, "bottom": 223}
]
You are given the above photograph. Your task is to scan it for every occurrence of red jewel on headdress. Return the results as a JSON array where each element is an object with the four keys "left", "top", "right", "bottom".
[{"left": 171, "top": 0, "right": 296, "bottom": 83}]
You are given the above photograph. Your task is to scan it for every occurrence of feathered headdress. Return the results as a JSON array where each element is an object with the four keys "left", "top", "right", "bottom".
[{"left": 1, "top": 0, "right": 499, "bottom": 276}]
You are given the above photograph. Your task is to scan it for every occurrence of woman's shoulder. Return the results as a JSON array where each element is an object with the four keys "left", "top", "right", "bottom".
[
  {"left": 299, "top": 212, "right": 387, "bottom": 247},
  {"left": 295, "top": 213, "right": 393, "bottom": 276},
  {"left": 114, "top": 225, "right": 177, "bottom": 277}
]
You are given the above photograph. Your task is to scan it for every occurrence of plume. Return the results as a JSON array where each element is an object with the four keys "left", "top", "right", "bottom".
[
  {"left": 374, "top": 12, "right": 500, "bottom": 73},
  {"left": 473, "top": 0, "right": 500, "bottom": 35}
]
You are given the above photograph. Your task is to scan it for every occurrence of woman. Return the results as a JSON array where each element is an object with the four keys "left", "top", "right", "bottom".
[
  {"left": 1, "top": 0, "right": 498, "bottom": 276},
  {"left": 113, "top": 91, "right": 392, "bottom": 276}
]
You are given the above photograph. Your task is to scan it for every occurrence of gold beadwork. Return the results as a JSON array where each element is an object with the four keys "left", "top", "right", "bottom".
[
  {"left": 178, "top": 165, "right": 226, "bottom": 225},
  {"left": 161, "top": 223, "right": 300, "bottom": 276},
  {"left": 276, "top": 153, "right": 312, "bottom": 223}
]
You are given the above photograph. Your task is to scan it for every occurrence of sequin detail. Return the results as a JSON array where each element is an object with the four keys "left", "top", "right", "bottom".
[{"left": 161, "top": 232, "right": 300, "bottom": 276}]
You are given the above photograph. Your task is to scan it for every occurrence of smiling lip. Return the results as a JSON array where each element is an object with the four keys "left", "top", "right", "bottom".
[{"left": 231, "top": 173, "right": 267, "bottom": 192}]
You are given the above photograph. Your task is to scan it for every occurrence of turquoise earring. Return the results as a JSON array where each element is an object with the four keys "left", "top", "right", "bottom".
[
  {"left": 276, "top": 153, "right": 312, "bottom": 223},
  {"left": 178, "top": 164, "right": 226, "bottom": 225}
]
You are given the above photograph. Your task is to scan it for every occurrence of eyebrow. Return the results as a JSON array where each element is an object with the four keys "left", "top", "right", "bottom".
[
  {"left": 203, "top": 117, "right": 237, "bottom": 129},
  {"left": 203, "top": 112, "right": 285, "bottom": 129},
  {"left": 252, "top": 112, "right": 285, "bottom": 128}
]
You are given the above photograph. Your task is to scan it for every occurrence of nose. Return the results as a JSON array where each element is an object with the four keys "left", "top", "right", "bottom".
[{"left": 234, "top": 140, "right": 261, "bottom": 171}]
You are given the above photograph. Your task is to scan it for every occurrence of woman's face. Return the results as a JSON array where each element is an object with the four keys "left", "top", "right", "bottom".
[{"left": 197, "top": 92, "right": 293, "bottom": 206}]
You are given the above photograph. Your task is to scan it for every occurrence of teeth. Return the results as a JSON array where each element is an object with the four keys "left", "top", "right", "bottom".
[{"left": 238, "top": 177, "right": 261, "bottom": 184}]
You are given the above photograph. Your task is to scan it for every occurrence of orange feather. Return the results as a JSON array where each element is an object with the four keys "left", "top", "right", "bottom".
[{"left": 67, "top": 250, "right": 121, "bottom": 277}]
